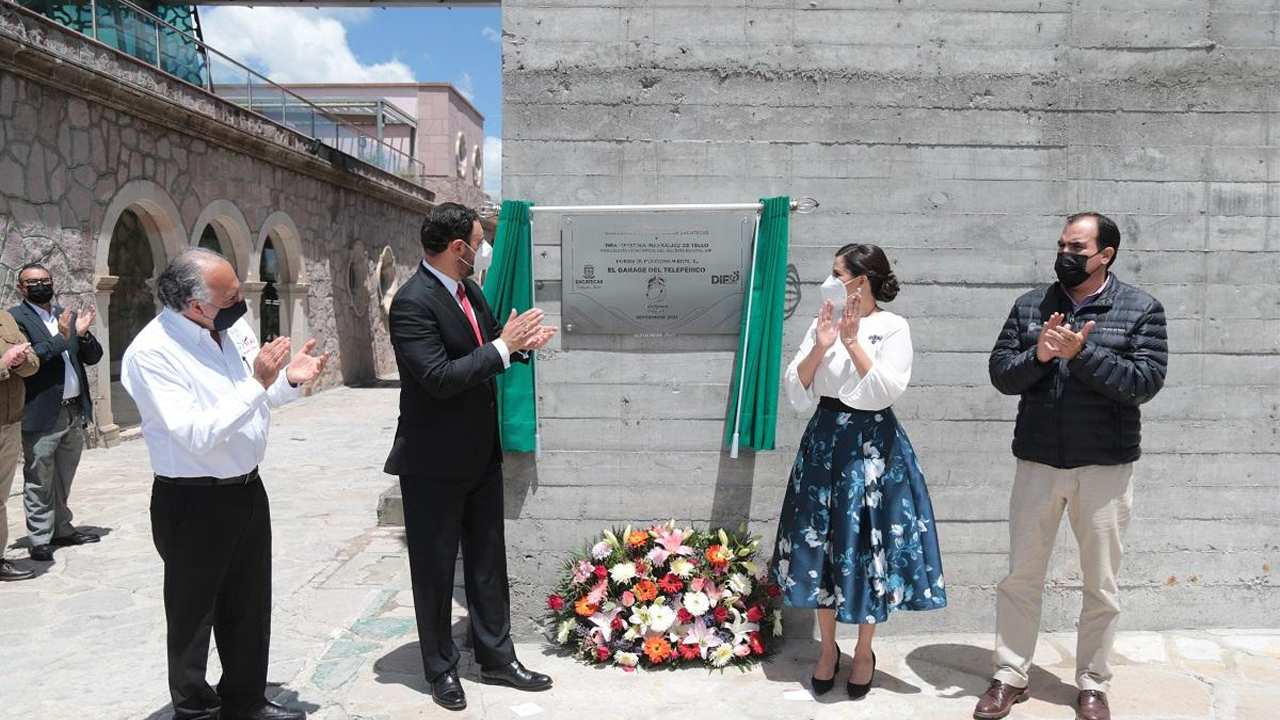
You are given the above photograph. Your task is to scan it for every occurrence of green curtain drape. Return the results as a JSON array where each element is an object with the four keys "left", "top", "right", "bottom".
[
  {"left": 724, "top": 196, "right": 791, "bottom": 453},
  {"left": 483, "top": 200, "right": 538, "bottom": 452}
]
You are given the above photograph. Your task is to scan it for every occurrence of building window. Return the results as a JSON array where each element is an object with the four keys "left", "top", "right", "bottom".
[{"left": 456, "top": 132, "right": 468, "bottom": 178}]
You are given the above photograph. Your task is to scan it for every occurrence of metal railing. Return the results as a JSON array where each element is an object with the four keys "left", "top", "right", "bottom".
[{"left": 38, "top": 0, "right": 425, "bottom": 182}]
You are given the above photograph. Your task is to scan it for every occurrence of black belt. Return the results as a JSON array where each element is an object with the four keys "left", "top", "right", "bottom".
[
  {"left": 818, "top": 396, "right": 859, "bottom": 412},
  {"left": 155, "top": 467, "right": 261, "bottom": 487},
  {"left": 60, "top": 395, "right": 81, "bottom": 406}
]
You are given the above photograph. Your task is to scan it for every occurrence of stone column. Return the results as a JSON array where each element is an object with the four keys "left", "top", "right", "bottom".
[
  {"left": 279, "top": 282, "right": 310, "bottom": 348},
  {"left": 239, "top": 280, "right": 266, "bottom": 339},
  {"left": 93, "top": 275, "right": 121, "bottom": 448}
]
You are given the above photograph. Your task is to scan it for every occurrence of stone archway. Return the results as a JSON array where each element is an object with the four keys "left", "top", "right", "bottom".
[
  {"left": 93, "top": 180, "right": 187, "bottom": 445},
  {"left": 254, "top": 211, "right": 308, "bottom": 349},
  {"left": 191, "top": 199, "right": 253, "bottom": 278}
]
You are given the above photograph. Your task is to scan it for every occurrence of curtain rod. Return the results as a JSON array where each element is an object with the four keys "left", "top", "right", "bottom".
[{"left": 478, "top": 198, "right": 818, "bottom": 217}]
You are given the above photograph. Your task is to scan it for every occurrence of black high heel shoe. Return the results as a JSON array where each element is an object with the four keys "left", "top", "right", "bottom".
[
  {"left": 847, "top": 650, "right": 876, "bottom": 699},
  {"left": 810, "top": 643, "right": 841, "bottom": 696}
]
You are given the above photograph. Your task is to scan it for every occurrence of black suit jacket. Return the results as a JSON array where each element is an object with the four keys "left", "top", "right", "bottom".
[
  {"left": 10, "top": 302, "right": 104, "bottom": 433},
  {"left": 383, "top": 265, "right": 527, "bottom": 481}
]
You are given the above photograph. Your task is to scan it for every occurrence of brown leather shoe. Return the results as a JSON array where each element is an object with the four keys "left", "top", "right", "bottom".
[
  {"left": 974, "top": 679, "right": 1029, "bottom": 719},
  {"left": 1077, "top": 690, "right": 1110, "bottom": 720}
]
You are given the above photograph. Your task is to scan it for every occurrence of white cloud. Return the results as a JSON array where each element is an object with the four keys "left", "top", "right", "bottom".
[
  {"left": 483, "top": 135, "right": 501, "bottom": 194},
  {"left": 455, "top": 71, "right": 475, "bottom": 101},
  {"left": 201, "top": 7, "right": 414, "bottom": 84},
  {"left": 482, "top": 26, "right": 501, "bottom": 44}
]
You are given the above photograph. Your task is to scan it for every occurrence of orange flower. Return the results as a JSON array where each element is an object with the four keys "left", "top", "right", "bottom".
[
  {"left": 705, "top": 544, "right": 732, "bottom": 568},
  {"left": 574, "top": 598, "right": 598, "bottom": 617},
  {"left": 643, "top": 636, "right": 672, "bottom": 664},
  {"left": 626, "top": 530, "right": 650, "bottom": 548},
  {"left": 633, "top": 580, "right": 659, "bottom": 603}
]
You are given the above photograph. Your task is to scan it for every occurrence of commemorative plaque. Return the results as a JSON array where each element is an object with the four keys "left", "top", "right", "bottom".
[{"left": 561, "top": 211, "right": 756, "bottom": 334}]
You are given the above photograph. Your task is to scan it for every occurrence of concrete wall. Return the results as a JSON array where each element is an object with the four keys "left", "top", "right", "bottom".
[
  {"left": 500, "top": 0, "right": 1280, "bottom": 636},
  {"left": 1, "top": 5, "right": 432, "bottom": 444}
]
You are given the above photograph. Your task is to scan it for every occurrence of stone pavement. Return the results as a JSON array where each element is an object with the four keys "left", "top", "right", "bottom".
[{"left": 1, "top": 385, "right": 1277, "bottom": 720}]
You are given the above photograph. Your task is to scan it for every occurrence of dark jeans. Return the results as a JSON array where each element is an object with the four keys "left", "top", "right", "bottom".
[{"left": 150, "top": 477, "right": 272, "bottom": 720}]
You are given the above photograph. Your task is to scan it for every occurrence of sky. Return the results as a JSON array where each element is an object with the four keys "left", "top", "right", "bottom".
[{"left": 197, "top": 6, "right": 504, "bottom": 193}]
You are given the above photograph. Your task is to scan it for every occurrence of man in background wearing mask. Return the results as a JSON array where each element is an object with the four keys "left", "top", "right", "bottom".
[
  {"left": 122, "top": 248, "right": 329, "bottom": 720},
  {"left": 10, "top": 263, "right": 103, "bottom": 563},
  {"left": 384, "top": 202, "right": 556, "bottom": 711},
  {"left": 977, "top": 213, "right": 1168, "bottom": 720}
]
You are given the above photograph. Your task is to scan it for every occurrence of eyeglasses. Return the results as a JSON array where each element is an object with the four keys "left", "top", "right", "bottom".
[{"left": 19, "top": 279, "right": 52, "bottom": 288}]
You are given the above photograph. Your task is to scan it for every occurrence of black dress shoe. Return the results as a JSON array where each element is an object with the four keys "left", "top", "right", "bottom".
[
  {"left": 51, "top": 530, "right": 100, "bottom": 546},
  {"left": 228, "top": 699, "right": 305, "bottom": 720},
  {"left": 431, "top": 668, "right": 466, "bottom": 711},
  {"left": 847, "top": 650, "right": 876, "bottom": 699},
  {"left": 29, "top": 545, "right": 53, "bottom": 562},
  {"left": 0, "top": 560, "right": 34, "bottom": 581},
  {"left": 479, "top": 660, "right": 552, "bottom": 691},
  {"left": 811, "top": 642, "right": 841, "bottom": 696}
]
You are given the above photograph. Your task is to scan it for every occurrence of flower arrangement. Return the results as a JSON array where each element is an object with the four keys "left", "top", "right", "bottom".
[{"left": 545, "top": 521, "right": 784, "bottom": 671}]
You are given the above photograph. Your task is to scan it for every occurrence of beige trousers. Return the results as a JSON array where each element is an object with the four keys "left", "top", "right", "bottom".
[
  {"left": 0, "top": 422, "right": 21, "bottom": 555},
  {"left": 993, "top": 459, "right": 1134, "bottom": 693}
]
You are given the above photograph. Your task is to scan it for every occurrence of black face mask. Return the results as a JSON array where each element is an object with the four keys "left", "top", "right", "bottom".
[
  {"left": 202, "top": 299, "right": 248, "bottom": 332},
  {"left": 1054, "top": 252, "right": 1097, "bottom": 289},
  {"left": 25, "top": 284, "right": 54, "bottom": 305}
]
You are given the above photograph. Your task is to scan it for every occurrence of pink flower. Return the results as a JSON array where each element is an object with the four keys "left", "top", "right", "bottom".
[{"left": 621, "top": 591, "right": 635, "bottom": 607}]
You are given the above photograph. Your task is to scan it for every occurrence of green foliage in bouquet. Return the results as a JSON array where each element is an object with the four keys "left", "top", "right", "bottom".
[{"left": 544, "top": 521, "right": 784, "bottom": 671}]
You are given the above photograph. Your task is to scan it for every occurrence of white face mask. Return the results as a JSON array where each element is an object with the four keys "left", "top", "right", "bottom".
[
  {"left": 820, "top": 274, "right": 857, "bottom": 317},
  {"left": 461, "top": 239, "right": 494, "bottom": 276}
]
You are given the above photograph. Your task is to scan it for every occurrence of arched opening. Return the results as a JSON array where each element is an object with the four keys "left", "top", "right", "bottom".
[
  {"left": 106, "top": 208, "right": 162, "bottom": 432},
  {"left": 259, "top": 236, "right": 282, "bottom": 342}
]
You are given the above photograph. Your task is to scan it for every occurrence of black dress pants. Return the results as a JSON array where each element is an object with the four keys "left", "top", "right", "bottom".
[
  {"left": 150, "top": 478, "right": 272, "bottom": 720},
  {"left": 400, "top": 461, "right": 517, "bottom": 682}
]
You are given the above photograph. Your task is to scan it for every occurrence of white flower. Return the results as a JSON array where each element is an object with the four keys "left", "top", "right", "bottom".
[
  {"left": 803, "top": 526, "right": 823, "bottom": 548},
  {"left": 865, "top": 615, "right": 877, "bottom": 624},
  {"left": 614, "top": 651, "right": 639, "bottom": 667},
  {"left": 872, "top": 549, "right": 886, "bottom": 577},
  {"left": 710, "top": 643, "right": 735, "bottom": 667},
  {"left": 682, "top": 591, "right": 710, "bottom": 616},
  {"left": 891, "top": 524, "right": 904, "bottom": 537},
  {"left": 669, "top": 557, "right": 694, "bottom": 578},
  {"left": 870, "top": 529, "right": 882, "bottom": 548},
  {"left": 648, "top": 603, "right": 677, "bottom": 633},
  {"left": 556, "top": 619, "right": 576, "bottom": 644},
  {"left": 923, "top": 588, "right": 932, "bottom": 600},
  {"left": 591, "top": 541, "right": 611, "bottom": 560},
  {"left": 725, "top": 608, "right": 760, "bottom": 645},
  {"left": 727, "top": 572, "right": 753, "bottom": 596},
  {"left": 776, "top": 558, "right": 790, "bottom": 580},
  {"left": 609, "top": 562, "right": 637, "bottom": 584},
  {"left": 629, "top": 604, "right": 653, "bottom": 631}
]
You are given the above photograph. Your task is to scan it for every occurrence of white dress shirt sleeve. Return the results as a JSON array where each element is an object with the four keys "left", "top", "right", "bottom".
[
  {"left": 493, "top": 338, "right": 512, "bottom": 369},
  {"left": 837, "top": 319, "right": 913, "bottom": 411},
  {"left": 122, "top": 348, "right": 269, "bottom": 458},
  {"left": 267, "top": 367, "right": 303, "bottom": 407},
  {"left": 783, "top": 318, "right": 819, "bottom": 412}
]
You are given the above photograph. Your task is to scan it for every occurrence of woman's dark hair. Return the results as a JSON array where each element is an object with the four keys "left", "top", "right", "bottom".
[
  {"left": 420, "top": 202, "right": 478, "bottom": 254},
  {"left": 835, "top": 243, "right": 900, "bottom": 302}
]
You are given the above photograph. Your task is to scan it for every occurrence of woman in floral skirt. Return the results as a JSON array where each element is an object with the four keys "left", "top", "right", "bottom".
[{"left": 770, "top": 243, "right": 947, "bottom": 699}]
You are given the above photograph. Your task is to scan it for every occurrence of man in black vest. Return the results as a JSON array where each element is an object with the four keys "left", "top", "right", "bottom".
[
  {"left": 977, "top": 213, "right": 1168, "bottom": 720},
  {"left": 11, "top": 263, "right": 103, "bottom": 563},
  {"left": 384, "top": 203, "right": 556, "bottom": 711}
]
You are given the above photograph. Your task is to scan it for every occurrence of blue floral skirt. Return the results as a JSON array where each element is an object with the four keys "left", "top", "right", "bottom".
[{"left": 770, "top": 402, "right": 947, "bottom": 624}]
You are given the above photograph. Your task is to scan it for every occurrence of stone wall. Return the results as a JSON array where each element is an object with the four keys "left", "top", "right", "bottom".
[
  {"left": 0, "top": 4, "right": 432, "bottom": 445},
  {"left": 500, "top": 0, "right": 1280, "bottom": 636}
]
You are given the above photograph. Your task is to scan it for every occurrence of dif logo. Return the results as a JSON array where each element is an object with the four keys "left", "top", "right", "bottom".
[{"left": 711, "top": 271, "right": 741, "bottom": 285}]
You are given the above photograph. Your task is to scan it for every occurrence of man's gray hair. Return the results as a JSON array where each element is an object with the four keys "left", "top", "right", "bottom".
[{"left": 156, "top": 247, "right": 224, "bottom": 311}]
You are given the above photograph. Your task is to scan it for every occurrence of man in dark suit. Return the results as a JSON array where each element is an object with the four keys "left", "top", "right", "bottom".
[
  {"left": 11, "top": 263, "right": 104, "bottom": 562},
  {"left": 384, "top": 203, "right": 556, "bottom": 711}
]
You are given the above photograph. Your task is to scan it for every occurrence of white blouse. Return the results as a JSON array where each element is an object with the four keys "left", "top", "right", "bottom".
[{"left": 784, "top": 310, "right": 913, "bottom": 412}]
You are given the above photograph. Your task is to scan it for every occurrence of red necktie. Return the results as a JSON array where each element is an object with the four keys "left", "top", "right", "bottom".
[{"left": 456, "top": 284, "right": 484, "bottom": 346}]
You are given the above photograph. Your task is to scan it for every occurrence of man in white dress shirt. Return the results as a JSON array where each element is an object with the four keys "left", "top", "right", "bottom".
[{"left": 122, "top": 248, "right": 329, "bottom": 720}]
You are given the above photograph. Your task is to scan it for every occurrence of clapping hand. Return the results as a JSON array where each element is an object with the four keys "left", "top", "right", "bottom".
[
  {"left": 75, "top": 305, "right": 96, "bottom": 337},
  {"left": 2, "top": 342, "right": 30, "bottom": 369},
  {"left": 501, "top": 308, "right": 558, "bottom": 353},
  {"left": 815, "top": 300, "right": 838, "bottom": 350},
  {"left": 1036, "top": 313, "right": 1095, "bottom": 361},
  {"left": 252, "top": 336, "right": 291, "bottom": 389},
  {"left": 285, "top": 339, "right": 332, "bottom": 385},
  {"left": 57, "top": 309, "right": 73, "bottom": 339},
  {"left": 839, "top": 291, "right": 862, "bottom": 348}
]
